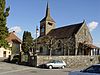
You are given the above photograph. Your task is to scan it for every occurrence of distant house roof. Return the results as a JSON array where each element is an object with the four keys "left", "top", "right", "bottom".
[
  {"left": 6, "top": 32, "right": 21, "bottom": 44},
  {"left": 47, "top": 22, "right": 84, "bottom": 39}
]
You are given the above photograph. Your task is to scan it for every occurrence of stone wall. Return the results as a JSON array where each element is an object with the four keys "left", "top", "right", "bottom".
[{"left": 37, "top": 55, "right": 99, "bottom": 68}]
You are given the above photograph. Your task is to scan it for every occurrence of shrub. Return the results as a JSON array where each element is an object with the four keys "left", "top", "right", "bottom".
[{"left": 98, "top": 55, "right": 100, "bottom": 63}]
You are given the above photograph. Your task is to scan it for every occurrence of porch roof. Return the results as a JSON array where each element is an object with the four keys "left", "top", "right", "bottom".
[{"left": 85, "top": 43, "right": 99, "bottom": 49}]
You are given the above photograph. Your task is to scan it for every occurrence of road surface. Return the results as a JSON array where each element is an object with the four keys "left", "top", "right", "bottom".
[{"left": 0, "top": 61, "right": 82, "bottom": 75}]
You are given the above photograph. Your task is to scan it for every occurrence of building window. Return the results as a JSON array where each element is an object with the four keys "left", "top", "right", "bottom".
[
  {"left": 3, "top": 51, "right": 6, "bottom": 57},
  {"left": 41, "top": 25, "right": 45, "bottom": 33},
  {"left": 84, "top": 29, "right": 87, "bottom": 36},
  {"left": 40, "top": 47, "right": 43, "bottom": 53},
  {"left": 41, "top": 27, "right": 44, "bottom": 32},
  {"left": 48, "top": 22, "right": 52, "bottom": 26}
]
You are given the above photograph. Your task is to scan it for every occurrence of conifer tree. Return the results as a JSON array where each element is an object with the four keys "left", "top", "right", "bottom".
[
  {"left": 0, "top": 0, "right": 10, "bottom": 48},
  {"left": 22, "top": 31, "right": 33, "bottom": 53}
]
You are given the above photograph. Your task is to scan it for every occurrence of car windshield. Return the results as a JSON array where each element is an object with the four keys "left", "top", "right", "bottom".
[
  {"left": 48, "top": 60, "right": 56, "bottom": 63},
  {"left": 82, "top": 65, "right": 100, "bottom": 73},
  {"left": 48, "top": 60, "right": 63, "bottom": 63}
]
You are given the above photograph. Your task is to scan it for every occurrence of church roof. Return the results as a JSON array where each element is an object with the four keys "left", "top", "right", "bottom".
[
  {"left": 40, "top": 16, "right": 55, "bottom": 23},
  {"left": 6, "top": 32, "right": 21, "bottom": 44},
  {"left": 40, "top": 2, "right": 55, "bottom": 23},
  {"left": 47, "top": 22, "right": 84, "bottom": 39}
]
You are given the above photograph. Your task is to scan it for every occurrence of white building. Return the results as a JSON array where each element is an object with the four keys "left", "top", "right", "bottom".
[
  {"left": 0, "top": 31, "right": 21, "bottom": 58},
  {"left": 0, "top": 47, "right": 11, "bottom": 57}
]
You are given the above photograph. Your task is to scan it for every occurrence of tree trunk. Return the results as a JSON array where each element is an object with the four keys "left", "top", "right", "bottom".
[{"left": 50, "top": 48, "right": 52, "bottom": 57}]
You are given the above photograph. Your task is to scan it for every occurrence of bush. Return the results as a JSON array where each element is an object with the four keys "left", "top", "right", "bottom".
[
  {"left": 98, "top": 55, "right": 100, "bottom": 63},
  {"left": 11, "top": 55, "right": 19, "bottom": 63}
]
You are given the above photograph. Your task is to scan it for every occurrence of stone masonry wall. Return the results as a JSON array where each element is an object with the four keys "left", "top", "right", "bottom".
[{"left": 37, "top": 55, "right": 99, "bottom": 68}]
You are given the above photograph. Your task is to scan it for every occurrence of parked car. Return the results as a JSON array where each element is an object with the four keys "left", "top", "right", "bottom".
[
  {"left": 69, "top": 64, "right": 100, "bottom": 75},
  {"left": 38, "top": 59, "right": 66, "bottom": 69}
]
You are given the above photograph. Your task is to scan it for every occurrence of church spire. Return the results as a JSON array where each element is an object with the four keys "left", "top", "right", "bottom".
[
  {"left": 40, "top": 2, "right": 55, "bottom": 23},
  {"left": 40, "top": 2, "right": 56, "bottom": 37},
  {"left": 45, "top": 2, "right": 50, "bottom": 17}
]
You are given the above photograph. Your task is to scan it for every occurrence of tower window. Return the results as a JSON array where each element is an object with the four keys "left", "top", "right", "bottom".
[
  {"left": 48, "top": 22, "right": 52, "bottom": 26},
  {"left": 41, "top": 27, "right": 44, "bottom": 32},
  {"left": 84, "top": 29, "right": 87, "bottom": 36}
]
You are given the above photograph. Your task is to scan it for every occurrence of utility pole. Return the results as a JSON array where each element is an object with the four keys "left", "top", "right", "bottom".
[{"left": 33, "top": 25, "right": 39, "bottom": 67}]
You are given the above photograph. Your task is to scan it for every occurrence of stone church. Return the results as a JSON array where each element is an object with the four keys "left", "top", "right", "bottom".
[{"left": 36, "top": 3, "right": 99, "bottom": 56}]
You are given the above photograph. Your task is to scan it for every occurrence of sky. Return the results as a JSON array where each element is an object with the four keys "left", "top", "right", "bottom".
[{"left": 6, "top": 0, "right": 100, "bottom": 47}]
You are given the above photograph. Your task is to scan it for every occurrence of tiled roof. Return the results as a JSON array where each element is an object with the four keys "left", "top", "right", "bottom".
[
  {"left": 47, "top": 22, "right": 84, "bottom": 39},
  {"left": 6, "top": 32, "right": 21, "bottom": 44}
]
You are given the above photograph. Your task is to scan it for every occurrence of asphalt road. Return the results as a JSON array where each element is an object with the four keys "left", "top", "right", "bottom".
[
  {"left": 0, "top": 68, "right": 70, "bottom": 75},
  {"left": 0, "top": 61, "right": 82, "bottom": 75}
]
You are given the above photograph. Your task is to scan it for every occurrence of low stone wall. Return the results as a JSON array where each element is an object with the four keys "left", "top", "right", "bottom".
[{"left": 37, "top": 55, "right": 99, "bottom": 68}]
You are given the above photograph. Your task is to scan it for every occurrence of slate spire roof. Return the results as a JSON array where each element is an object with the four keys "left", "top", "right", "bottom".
[
  {"left": 47, "top": 21, "right": 84, "bottom": 39},
  {"left": 40, "top": 2, "right": 55, "bottom": 23}
]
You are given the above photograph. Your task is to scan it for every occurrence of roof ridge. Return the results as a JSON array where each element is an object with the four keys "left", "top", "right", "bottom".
[{"left": 54, "top": 22, "right": 83, "bottom": 30}]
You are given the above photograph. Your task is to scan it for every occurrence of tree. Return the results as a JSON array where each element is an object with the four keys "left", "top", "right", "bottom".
[
  {"left": 0, "top": 0, "right": 10, "bottom": 48},
  {"left": 22, "top": 31, "right": 33, "bottom": 53},
  {"left": 38, "top": 35, "right": 56, "bottom": 56}
]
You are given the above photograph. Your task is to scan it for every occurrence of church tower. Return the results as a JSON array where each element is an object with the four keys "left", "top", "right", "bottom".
[{"left": 40, "top": 2, "right": 56, "bottom": 37}]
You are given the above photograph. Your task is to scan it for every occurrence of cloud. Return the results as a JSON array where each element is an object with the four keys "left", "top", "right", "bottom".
[
  {"left": 88, "top": 21, "right": 98, "bottom": 31},
  {"left": 9, "top": 26, "right": 22, "bottom": 33},
  {"left": 94, "top": 42, "right": 100, "bottom": 47}
]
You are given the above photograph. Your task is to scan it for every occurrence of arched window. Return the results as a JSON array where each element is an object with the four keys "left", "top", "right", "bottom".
[
  {"left": 40, "top": 47, "right": 43, "bottom": 53},
  {"left": 58, "top": 40, "right": 62, "bottom": 48}
]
